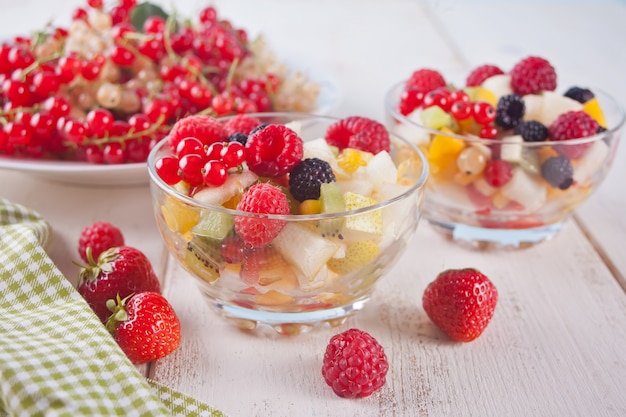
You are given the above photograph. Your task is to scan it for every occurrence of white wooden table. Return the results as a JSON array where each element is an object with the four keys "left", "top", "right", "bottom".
[{"left": 1, "top": 1, "right": 625, "bottom": 416}]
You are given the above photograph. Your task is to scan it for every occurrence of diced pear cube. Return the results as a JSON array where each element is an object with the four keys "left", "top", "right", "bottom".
[
  {"left": 539, "top": 91, "right": 583, "bottom": 126},
  {"left": 573, "top": 140, "right": 609, "bottom": 185},
  {"left": 501, "top": 168, "right": 547, "bottom": 211},
  {"left": 481, "top": 74, "right": 512, "bottom": 100},
  {"left": 500, "top": 135, "right": 524, "bottom": 163},
  {"left": 272, "top": 223, "right": 339, "bottom": 289}
]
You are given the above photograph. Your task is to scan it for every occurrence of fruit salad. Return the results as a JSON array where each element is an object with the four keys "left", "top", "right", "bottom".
[
  {"left": 386, "top": 56, "right": 623, "bottom": 233},
  {"left": 0, "top": 1, "right": 320, "bottom": 164},
  {"left": 148, "top": 113, "right": 427, "bottom": 333}
]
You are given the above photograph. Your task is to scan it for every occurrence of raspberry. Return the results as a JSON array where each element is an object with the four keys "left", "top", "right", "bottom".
[
  {"left": 168, "top": 115, "right": 227, "bottom": 151},
  {"left": 495, "top": 94, "right": 525, "bottom": 130},
  {"left": 510, "top": 56, "right": 557, "bottom": 96},
  {"left": 483, "top": 159, "right": 513, "bottom": 187},
  {"left": 563, "top": 86, "right": 595, "bottom": 104},
  {"left": 321, "top": 328, "right": 389, "bottom": 398},
  {"left": 465, "top": 64, "right": 504, "bottom": 87},
  {"left": 288, "top": 158, "right": 336, "bottom": 202},
  {"left": 405, "top": 68, "right": 446, "bottom": 93},
  {"left": 515, "top": 120, "right": 549, "bottom": 142},
  {"left": 223, "top": 114, "right": 262, "bottom": 137},
  {"left": 325, "top": 116, "right": 390, "bottom": 154},
  {"left": 541, "top": 155, "right": 574, "bottom": 190},
  {"left": 245, "top": 124, "right": 304, "bottom": 177},
  {"left": 78, "top": 221, "right": 124, "bottom": 263},
  {"left": 234, "top": 183, "right": 290, "bottom": 247},
  {"left": 549, "top": 111, "right": 599, "bottom": 159}
]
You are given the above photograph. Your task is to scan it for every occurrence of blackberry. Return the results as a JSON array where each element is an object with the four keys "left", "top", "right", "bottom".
[
  {"left": 249, "top": 123, "right": 268, "bottom": 135},
  {"left": 564, "top": 86, "right": 594, "bottom": 104},
  {"left": 228, "top": 132, "right": 248, "bottom": 145},
  {"left": 495, "top": 94, "right": 525, "bottom": 130},
  {"left": 515, "top": 120, "right": 549, "bottom": 142},
  {"left": 541, "top": 155, "right": 573, "bottom": 190},
  {"left": 288, "top": 158, "right": 336, "bottom": 202}
]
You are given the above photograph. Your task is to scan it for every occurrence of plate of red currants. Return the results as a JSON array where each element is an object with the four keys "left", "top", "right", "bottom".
[{"left": 0, "top": 1, "right": 340, "bottom": 187}]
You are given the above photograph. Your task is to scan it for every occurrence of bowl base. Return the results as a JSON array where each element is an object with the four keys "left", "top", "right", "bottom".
[
  {"left": 205, "top": 296, "right": 370, "bottom": 336},
  {"left": 427, "top": 219, "right": 564, "bottom": 249}
]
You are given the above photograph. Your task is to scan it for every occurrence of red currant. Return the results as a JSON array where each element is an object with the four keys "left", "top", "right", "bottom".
[
  {"left": 472, "top": 102, "right": 496, "bottom": 125},
  {"left": 422, "top": 88, "right": 452, "bottom": 112},
  {"left": 203, "top": 160, "right": 228, "bottom": 186},
  {"left": 178, "top": 153, "right": 205, "bottom": 186},
  {"left": 399, "top": 87, "right": 426, "bottom": 115},
  {"left": 143, "top": 16, "right": 166, "bottom": 34},
  {"left": 199, "top": 6, "right": 218, "bottom": 24},
  {"left": 32, "top": 71, "right": 60, "bottom": 97},
  {"left": 83, "top": 145, "right": 104, "bottom": 164},
  {"left": 110, "top": 45, "right": 135, "bottom": 66},
  {"left": 449, "top": 90, "right": 470, "bottom": 104},
  {"left": 220, "top": 141, "right": 245, "bottom": 168},
  {"left": 450, "top": 101, "right": 472, "bottom": 121},
  {"left": 103, "top": 142, "right": 126, "bottom": 164},
  {"left": 212, "top": 92, "right": 234, "bottom": 115},
  {"left": 86, "top": 108, "right": 114, "bottom": 137},
  {"left": 87, "top": 0, "right": 103, "bottom": 9},
  {"left": 155, "top": 155, "right": 181, "bottom": 185},
  {"left": 205, "top": 142, "right": 225, "bottom": 161},
  {"left": 479, "top": 125, "right": 498, "bottom": 139},
  {"left": 176, "top": 136, "right": 205, "bottom": 158}
]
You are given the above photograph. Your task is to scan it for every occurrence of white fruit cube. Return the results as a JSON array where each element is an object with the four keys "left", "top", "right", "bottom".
[
  {"left": 573, "top": 140, "right": 610, "bottom": 185},
  {"left": 523, "top": 94, "right": 544, "bottom": 122},
  {"left": 481, "top": 74, "right": 512, "bottom": 100},
  {"left": 501, "top": 168, "right": 547, "bottom": 211},
  {"left": 539, "top": 91, "right": 583, "bottom": 126},
  {"left": 500, "top": 135, "right": 524, "bottom": 163},
  {"left": 272, "top": 223, "right": 339, "bottom": 289}
]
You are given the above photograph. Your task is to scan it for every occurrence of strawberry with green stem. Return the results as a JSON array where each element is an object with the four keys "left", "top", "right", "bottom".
[
  {"left": 106, "top": 292, "right": 181, "bottom": 365},
  {"left": 77, "top": 245, "right": 162, "bottom": 323}
]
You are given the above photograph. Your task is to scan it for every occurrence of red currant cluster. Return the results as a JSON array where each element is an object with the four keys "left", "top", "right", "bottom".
[
  {"left": 0, "top": 1, "right": 295, "bottom": 164},
  {"left": 156, "top": 138, "right": 245, "bottom": 187},
  {"left": 400, "top": 86, "right": 499, "bottom": 139}
]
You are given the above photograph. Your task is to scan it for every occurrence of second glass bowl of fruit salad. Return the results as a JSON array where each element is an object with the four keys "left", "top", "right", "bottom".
[
  {"left": 147, "top": 112, "right": 428, "bottom": 335},
  {"left": 384, "top": 57, "right": 625, "bottom": 249}
]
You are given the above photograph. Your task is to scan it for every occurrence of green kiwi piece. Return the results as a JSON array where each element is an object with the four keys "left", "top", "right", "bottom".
[
  {"left": 191, "top": 210, "right": 234, "bottom": 240},
  {"left": 184, "top": 235, "right": 225, "bottom": 284}
]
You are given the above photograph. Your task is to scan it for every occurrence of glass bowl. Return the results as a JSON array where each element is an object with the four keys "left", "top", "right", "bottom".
[
  {"left": 147, "top": 112, "right": 428, "bottom": 335},
  {"left": 385, "top": 81, "right": 625, "bottom": 249}
]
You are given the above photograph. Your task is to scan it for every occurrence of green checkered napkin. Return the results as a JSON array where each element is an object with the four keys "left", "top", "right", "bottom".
[{"left": 0, "top": 198, "right": 225, "bottom": 417}]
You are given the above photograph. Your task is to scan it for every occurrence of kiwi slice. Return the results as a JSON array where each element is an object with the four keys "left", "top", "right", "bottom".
[
  {"left": 318, "top": 182, "right": 346, "bottom": 239},
  {"left": 184, "top": 235, "right": 225, "bottom": 284},
  {"left": 191, "top": 210, "right": 234, "bottom": 240}
]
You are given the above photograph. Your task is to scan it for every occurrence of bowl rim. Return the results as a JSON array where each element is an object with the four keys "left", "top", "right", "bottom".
[
  {"left": 147, "top": 111, "right": 430, "bottom": 220},
  {"left": 384, "top": 80, "right": 626, "bottom": 147}
]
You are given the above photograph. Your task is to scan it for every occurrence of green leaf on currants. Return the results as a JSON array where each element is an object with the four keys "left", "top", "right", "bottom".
[{"left": 130, "top": 2, "right": 169, "bottom": 32}]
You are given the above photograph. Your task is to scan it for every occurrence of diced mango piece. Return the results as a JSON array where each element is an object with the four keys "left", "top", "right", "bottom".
[
  {"left": 337, "top": 148, "right": 373, "bottom": 173},
  {"left": 428, "top": 128, "right": 466, "bottom": 178},
  {"left": 161, "top": 196, "right": 200, "bottom": 234},
  {"left": 583, "top": 98, "right": 607, "bottom": 128}
]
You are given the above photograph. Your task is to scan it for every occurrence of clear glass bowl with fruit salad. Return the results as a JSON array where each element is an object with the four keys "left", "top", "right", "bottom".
[
  {"left": 147, "top": 112, "right": 428, "bottom": 335},
  {"left": 385, "top": 56, "right": 625, "bottom": 249}
]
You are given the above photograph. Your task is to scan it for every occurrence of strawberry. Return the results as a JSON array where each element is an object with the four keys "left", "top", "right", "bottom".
[
  {"left": 167, "top": 114, "right": 228, "bottom": 152},
  {"left": 422, "top": 268, "right": 498, "bottom": 342},
  {"left": 77, "top": 246, "right": 162, "bottom": 323},
  {"left": 106, "top": 292, "right": 181, "bottom": 365}
]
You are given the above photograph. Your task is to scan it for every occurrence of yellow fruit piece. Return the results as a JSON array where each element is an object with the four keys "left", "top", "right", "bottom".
[
  {"left": 492, "top": 191, "right": 510, "bottom": 209},
  {"left": 328, "top": 240, "right": 381, "bottom": 275},
  {"left": 300, "top": 199, "right": 322, "bottom": 215},
  {"left": 344, "top": 192, "right": 382, "bottom": 236},
  {"left": 161, "top": 196, "right": 200, "bottom": 234},
  {"left": 465, "top": 87, "right": 497, "bottom": 106},
  {"left": 337, "top": 148, "right": 373, "bottom": 173},
  {"left": 255, "top": 290, "right": 295, "bottom": 306},
  {"left": 583, "top": 98, "right": 607, "bottom": 128},
  {"left": 428, "top": 128, "right": 466, "bottom": 179}
]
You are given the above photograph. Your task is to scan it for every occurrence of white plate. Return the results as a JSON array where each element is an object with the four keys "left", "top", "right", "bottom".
[{"left": 0, "top": 62, "right": 341, "bottom": 188}]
